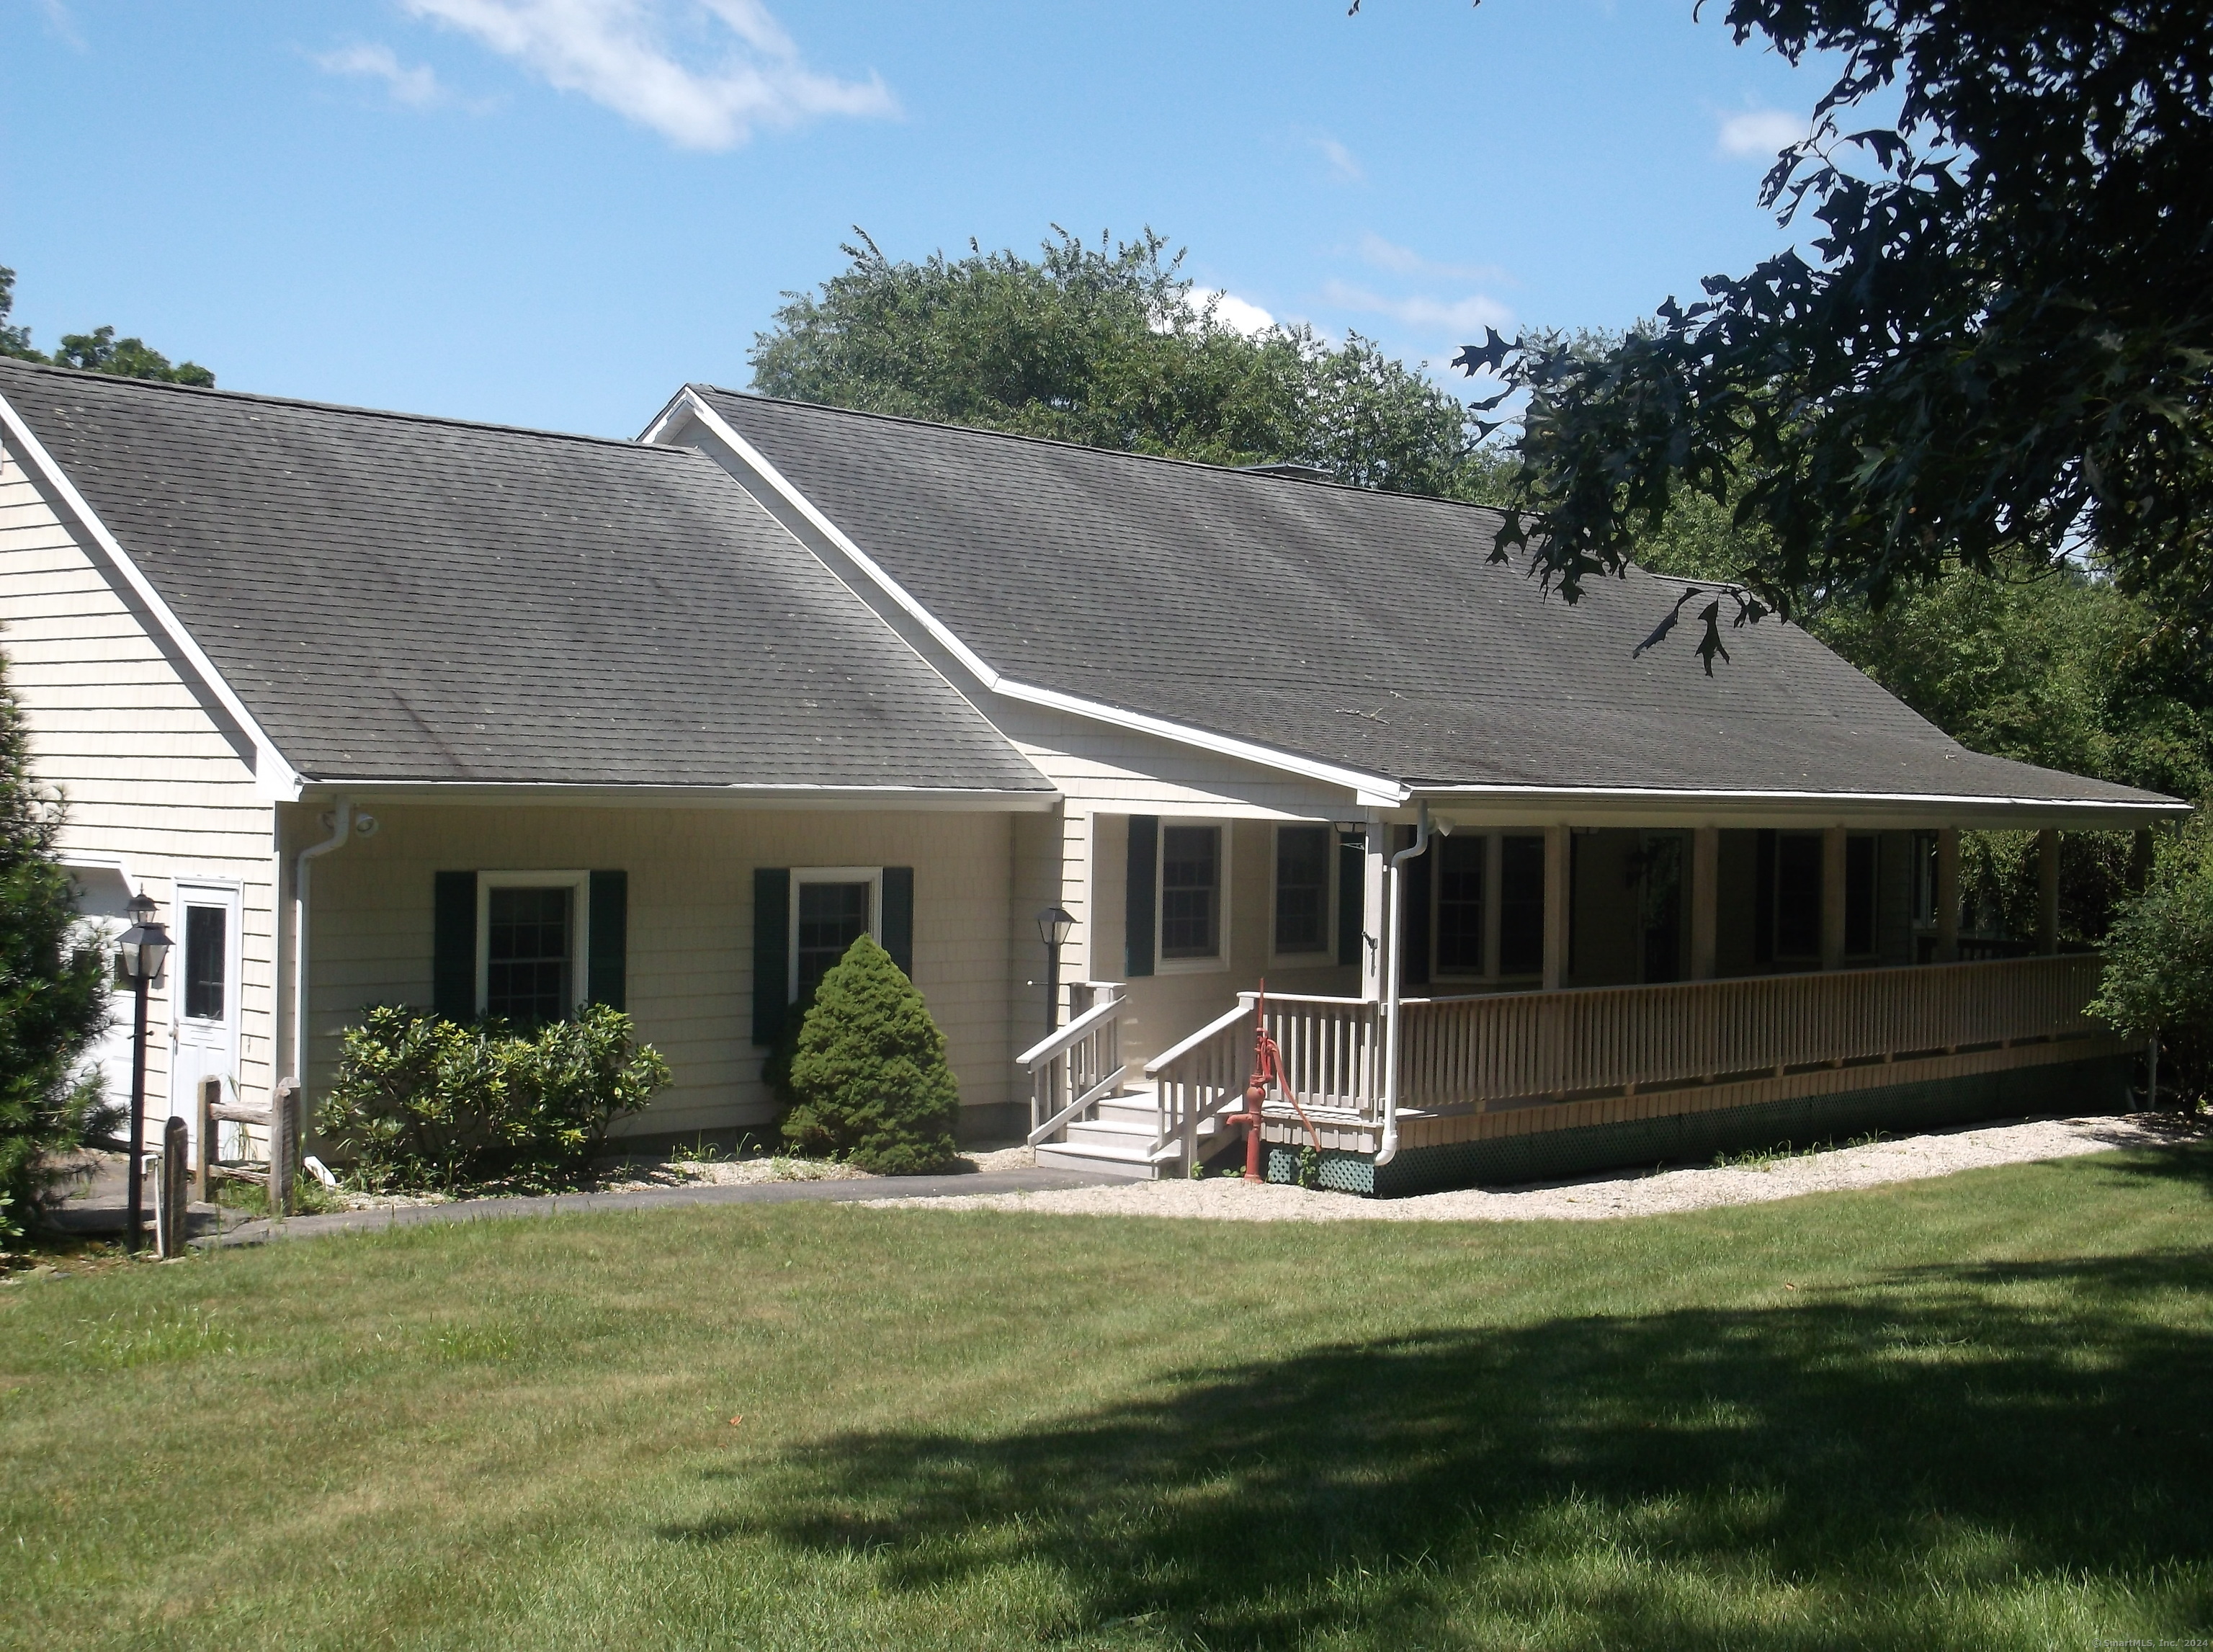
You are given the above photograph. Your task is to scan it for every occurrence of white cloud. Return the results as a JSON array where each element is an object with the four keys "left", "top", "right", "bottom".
[
  {"left": 1183, "top": 289, "right": 1278, "bottom": 338},
  {"left": 33, "top": 0, "right": 85, "bottom": 49},
  {"left": 401, "top": 0, "right": 897, "bottom": 150},
  {"left": 1717, "top": 107, "right": 1805, "bottom": 158},
  {"left": 1355, "top": 232, "right": 1508, "bottom": 285},
  {"left": 316, "top": 43, "right": 447, "bottom": 107},
  {"left": 1313, "top": 134, "right": 1363, "bottom": 183},
  {"left": 1322, "top": 280, "right": 1513, "bottom": 339}
]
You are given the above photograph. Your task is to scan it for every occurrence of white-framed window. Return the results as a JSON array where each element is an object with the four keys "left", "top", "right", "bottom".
[
  {"left": 790, "top": 866, "right": 883, "bottom": 1001},
  {"left": 476, "top": 870, "right": 591, "bottom": 1023},
  {"left": 1157, "top": 821, "right": 1228, "bottom": 973},
  {"left": 1271, "top": 823, "right": 1333, "bottom": 961}
]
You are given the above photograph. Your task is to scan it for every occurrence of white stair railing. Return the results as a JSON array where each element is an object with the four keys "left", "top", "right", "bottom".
[
  {"left": 1142, "top": 996, "right": 1256, "bottom": 1169},
  {"left": 1020, "top": 983, "right": 1127, "bottom": 1147}
]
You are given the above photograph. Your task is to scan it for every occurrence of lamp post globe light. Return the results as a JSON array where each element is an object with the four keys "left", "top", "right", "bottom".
[
  {"left": 116, "top": 890, "right": 171, "bottom": 1254},
  {"left": 1035, "top": 906, "right": 1076, "bottom": 1035}
]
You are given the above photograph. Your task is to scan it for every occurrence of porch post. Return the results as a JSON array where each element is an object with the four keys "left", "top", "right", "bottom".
[
  {"left": 2037, "top": 828, "right": 2061, "bottom": 955},
  {"left": 1820, "top": 826, "right": 1848, "bottom": 970},
  {"left": 1689, "top": 825, "right": 1720, "bottom": 981},
  {"left": 1542, "top": 824, "right": 1570, "bottom": 991},
  {"left": 1936, "top": 828, "right": 1961, "bottom": 963},
  {"left": 1359, "top": 808, "right": 1388, "bottom": 1002}
]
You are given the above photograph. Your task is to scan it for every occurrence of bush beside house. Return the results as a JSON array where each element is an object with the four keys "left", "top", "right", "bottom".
[
  {"left": 0, "top": 643, "right": 111, "bottom": 1244},
  {"left": 2093, "top": 810, "right": 2213, "bottom": 1106},
  {"left": 317, "top": 1004, "right": 671, "bottom": 1192},
  {"left": 782, "top": 934, "right": 960, "bottom": 1174}
]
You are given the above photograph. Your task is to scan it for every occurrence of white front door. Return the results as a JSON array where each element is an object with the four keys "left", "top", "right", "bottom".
[{"left": 169, "top": 882, "right": 243, "bottom": 1159}]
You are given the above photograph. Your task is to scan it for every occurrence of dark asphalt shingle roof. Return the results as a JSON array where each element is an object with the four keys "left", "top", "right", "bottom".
[
  {"left": 694, "top": 388, "right": 2169, "bottom": 806},
  {"left": 0, "top": 361, "right": 1050, "bottom": 792}
]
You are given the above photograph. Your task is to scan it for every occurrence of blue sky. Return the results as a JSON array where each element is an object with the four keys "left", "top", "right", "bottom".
[{"left": 1, "top": 1, "right": 1837, "bottom": 439}]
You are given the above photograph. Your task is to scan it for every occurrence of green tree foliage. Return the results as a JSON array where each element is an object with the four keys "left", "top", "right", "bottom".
[
  {"left": 1452, "top": 3, "right": 2212, "bottom": 675},
  {"left": 317, "top": 1004, "right": 671, "bottom": 1192},
  {"left": 780, "top": 934, "right": 959, "bottom": 1174},
  {"left": 0, "top": 265, "right": 215, "bottom": 386},
  {"left": 2090, "top": 812, "right": 2213, "bottom": 1102},
  {"left": 0, "top": 643, "right": 111, "bottom": 1242},
  {"left": 751, "top": 228, "right": 1508, "bottom": 501}
]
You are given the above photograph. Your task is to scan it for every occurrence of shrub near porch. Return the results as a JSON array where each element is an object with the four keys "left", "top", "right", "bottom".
[{"left": 3, "top": 1141, "right": 2211, "bottom": 1649}]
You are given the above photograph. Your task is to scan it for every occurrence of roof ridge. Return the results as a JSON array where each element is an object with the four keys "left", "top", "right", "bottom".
[
  {"left": 689, "top": 383, "right": 1514, "bottom": 517},
  {"left": 0, "top": 357, "right": 682, "bottom": 457}
]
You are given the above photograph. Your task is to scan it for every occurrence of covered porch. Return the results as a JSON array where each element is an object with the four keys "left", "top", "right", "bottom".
[{"left": 1023, "top": 798, "right": 2170, "bottom": 1190}]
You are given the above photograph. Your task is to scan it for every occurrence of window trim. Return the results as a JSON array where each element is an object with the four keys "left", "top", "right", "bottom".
[
  {"left": 1269, "top": 822, "right": 1336, "bottom": 966},
  {"left": 787, "top": 865, "right": 883, "bottom": 1001},
  {"left": 475, "top": 870, "right": 591, "bottom": 1019},
  {"left": 1155, "top": 820, "right": 1230, "bottom": 975},
  {"left": 170, "top": 876, "right": 244, "bottom": 1023}
]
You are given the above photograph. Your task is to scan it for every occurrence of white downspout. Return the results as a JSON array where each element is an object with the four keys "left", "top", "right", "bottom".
[
  {"left": 290, "top": 800, "right": 352, "bottom": 1093},
  {"left": 1375, "top": 801, "right": 1436, "bottom": 1167}
]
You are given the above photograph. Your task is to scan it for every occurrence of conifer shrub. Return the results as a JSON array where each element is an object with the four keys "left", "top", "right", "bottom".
[
  {"left": 0, "top": 642, "right": 112, "bottom": 1244},
  {"left": 781, "top": 934, "right": 960, "bottom": 1174},
  {"left": 318, "top": 1004, "right": 671, "bottom": 1191}
]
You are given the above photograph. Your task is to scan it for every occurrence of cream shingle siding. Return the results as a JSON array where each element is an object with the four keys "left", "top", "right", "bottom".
[
  {"left": 300, "top": 803, "right": 1017, "bottom": 1137},
  {"left": 0, "top": 435, "right": 280, "bottom": 1131}
]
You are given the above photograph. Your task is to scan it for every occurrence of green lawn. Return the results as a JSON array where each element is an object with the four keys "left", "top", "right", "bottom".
[{"left": 4, "top": 1146, "right": 2211, "bottom": 1651}]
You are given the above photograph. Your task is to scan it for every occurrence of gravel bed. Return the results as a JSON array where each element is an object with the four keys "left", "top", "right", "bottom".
[{"left": 867, "top": 1113, "right": 2203, "bottom": 1223}]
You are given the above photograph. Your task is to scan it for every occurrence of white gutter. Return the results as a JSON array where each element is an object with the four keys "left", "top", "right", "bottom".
[
  {"left": 290, "top": 801, "right": 352, "bottom": 1091},
  {"left": 1375, "top": 801, "right": 1437, "bottom": 1168}
]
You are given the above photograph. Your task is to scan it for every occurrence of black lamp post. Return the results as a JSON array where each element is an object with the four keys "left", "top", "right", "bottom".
[
  {"left": 1035, "top": 906, "right": 1076, "bottom": 1035},
  {"left": 115, "top": 890, "right": 171, "bottom": 1254}
]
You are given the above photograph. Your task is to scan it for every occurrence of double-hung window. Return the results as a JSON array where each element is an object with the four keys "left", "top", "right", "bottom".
[
  {"left": 1272, "top": 825, "right": 1331, "bottom": 957},
  {"left": 1435, "top": 834, "right": 1486, "bottom": 974},
  {"left": 477, "top": 871, "right": 591, "bottom": 1024},
  {"left": 1159, "top": 825, "right": 1222, "bottom": 963},
  {"left": 790, "top": 867, "right": 883, "bottom": 1001}
]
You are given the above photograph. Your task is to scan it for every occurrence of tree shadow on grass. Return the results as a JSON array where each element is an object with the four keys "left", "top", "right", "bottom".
[{"left": 666, "top": 1243, "right": 2213, "bottom": 1648}]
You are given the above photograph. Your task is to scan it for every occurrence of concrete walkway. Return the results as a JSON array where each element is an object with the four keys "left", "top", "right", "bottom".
[{"left": 205, "top": 1164, "right": 1117, "bottom": 1247}]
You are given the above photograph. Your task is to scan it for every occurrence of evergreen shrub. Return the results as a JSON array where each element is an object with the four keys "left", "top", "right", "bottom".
[
  {"left": 781, "top": 934, "right": 959, "bottom": 1174},
  {"left": 0, "top": 641, "right": 111, "bottom": 1244},
  {"left": 317, "top": 1004, "right": 671, "bottom": 1191},
  {"left": 2091, "top": 809, "right": 2213, "bottom": 1105}
]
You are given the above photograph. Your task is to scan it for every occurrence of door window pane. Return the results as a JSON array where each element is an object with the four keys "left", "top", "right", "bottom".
[
  {"left": 1436, "top": 835, "right": 1486, "bottom": 973},
  {"left": 1775, "top": 834, "right": 1823, "bottom": 958},
  {"left": 1274, "top": 826, "right": 1330, "bottom": 954},
  {"left": 1161, "top": 826, "right": 1220, "bottom": 958},
  {"left": 1498, "top": 835, "right": 1546, "bottom": 975},
  {"left": 183, "top": 906, "right": 225, "bottom": 1022},
  {"left": 486, "top": 885, "right": 572, "bottom": 1023},
  {"left": 797, "top": 880, "right": 872, "bottom": 999}
]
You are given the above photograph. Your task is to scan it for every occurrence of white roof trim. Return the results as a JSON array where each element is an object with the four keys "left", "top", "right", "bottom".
[
  {"left": 295, "top": 779, "right": 1061, "bottom": 812},
  {"left": 652, "top": 390, "right": 1408, "bottom": 806},
  {"left": 1413, "top": 782, "right": 2185, "bottom": 811},
  {"left": 0, "top": 383, "right": 305, "bottom": 802}
]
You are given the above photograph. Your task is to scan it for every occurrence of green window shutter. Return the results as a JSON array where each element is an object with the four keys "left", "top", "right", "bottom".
[
  {"left": 753, "top": 867, "right": 790, "bottom": 1045},
  {"left": 433, "top": 871, "right": 477, "bottom": 1021},
  {"left": 1337, "top": 832, "right": 1364, "bottom": 968},
  {"left": 588, "top": 870, "right": 627, "bottom": 1011},
  {"left": 1125, "top": 816, "right": 1157, "bottom": 978},
  {"left": 881, "top": 867, "right": 914, "bottom": 979}
]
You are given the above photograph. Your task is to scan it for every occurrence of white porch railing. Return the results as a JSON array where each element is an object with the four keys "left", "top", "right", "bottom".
[
  {"left": 1149, "top": 955, "right": 2110, "bottom": 1146},
  {"left": 1397, "top": 952, "right": 2107, "bottom": 1112},
  {"left": 1020, "top": 982, "right": 1127, "bottom": 1147}
]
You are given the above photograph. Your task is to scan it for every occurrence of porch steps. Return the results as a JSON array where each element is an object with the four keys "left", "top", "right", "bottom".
[{"left": 1033, "top": 1086, "right": 1232, "bottom": 1180}]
